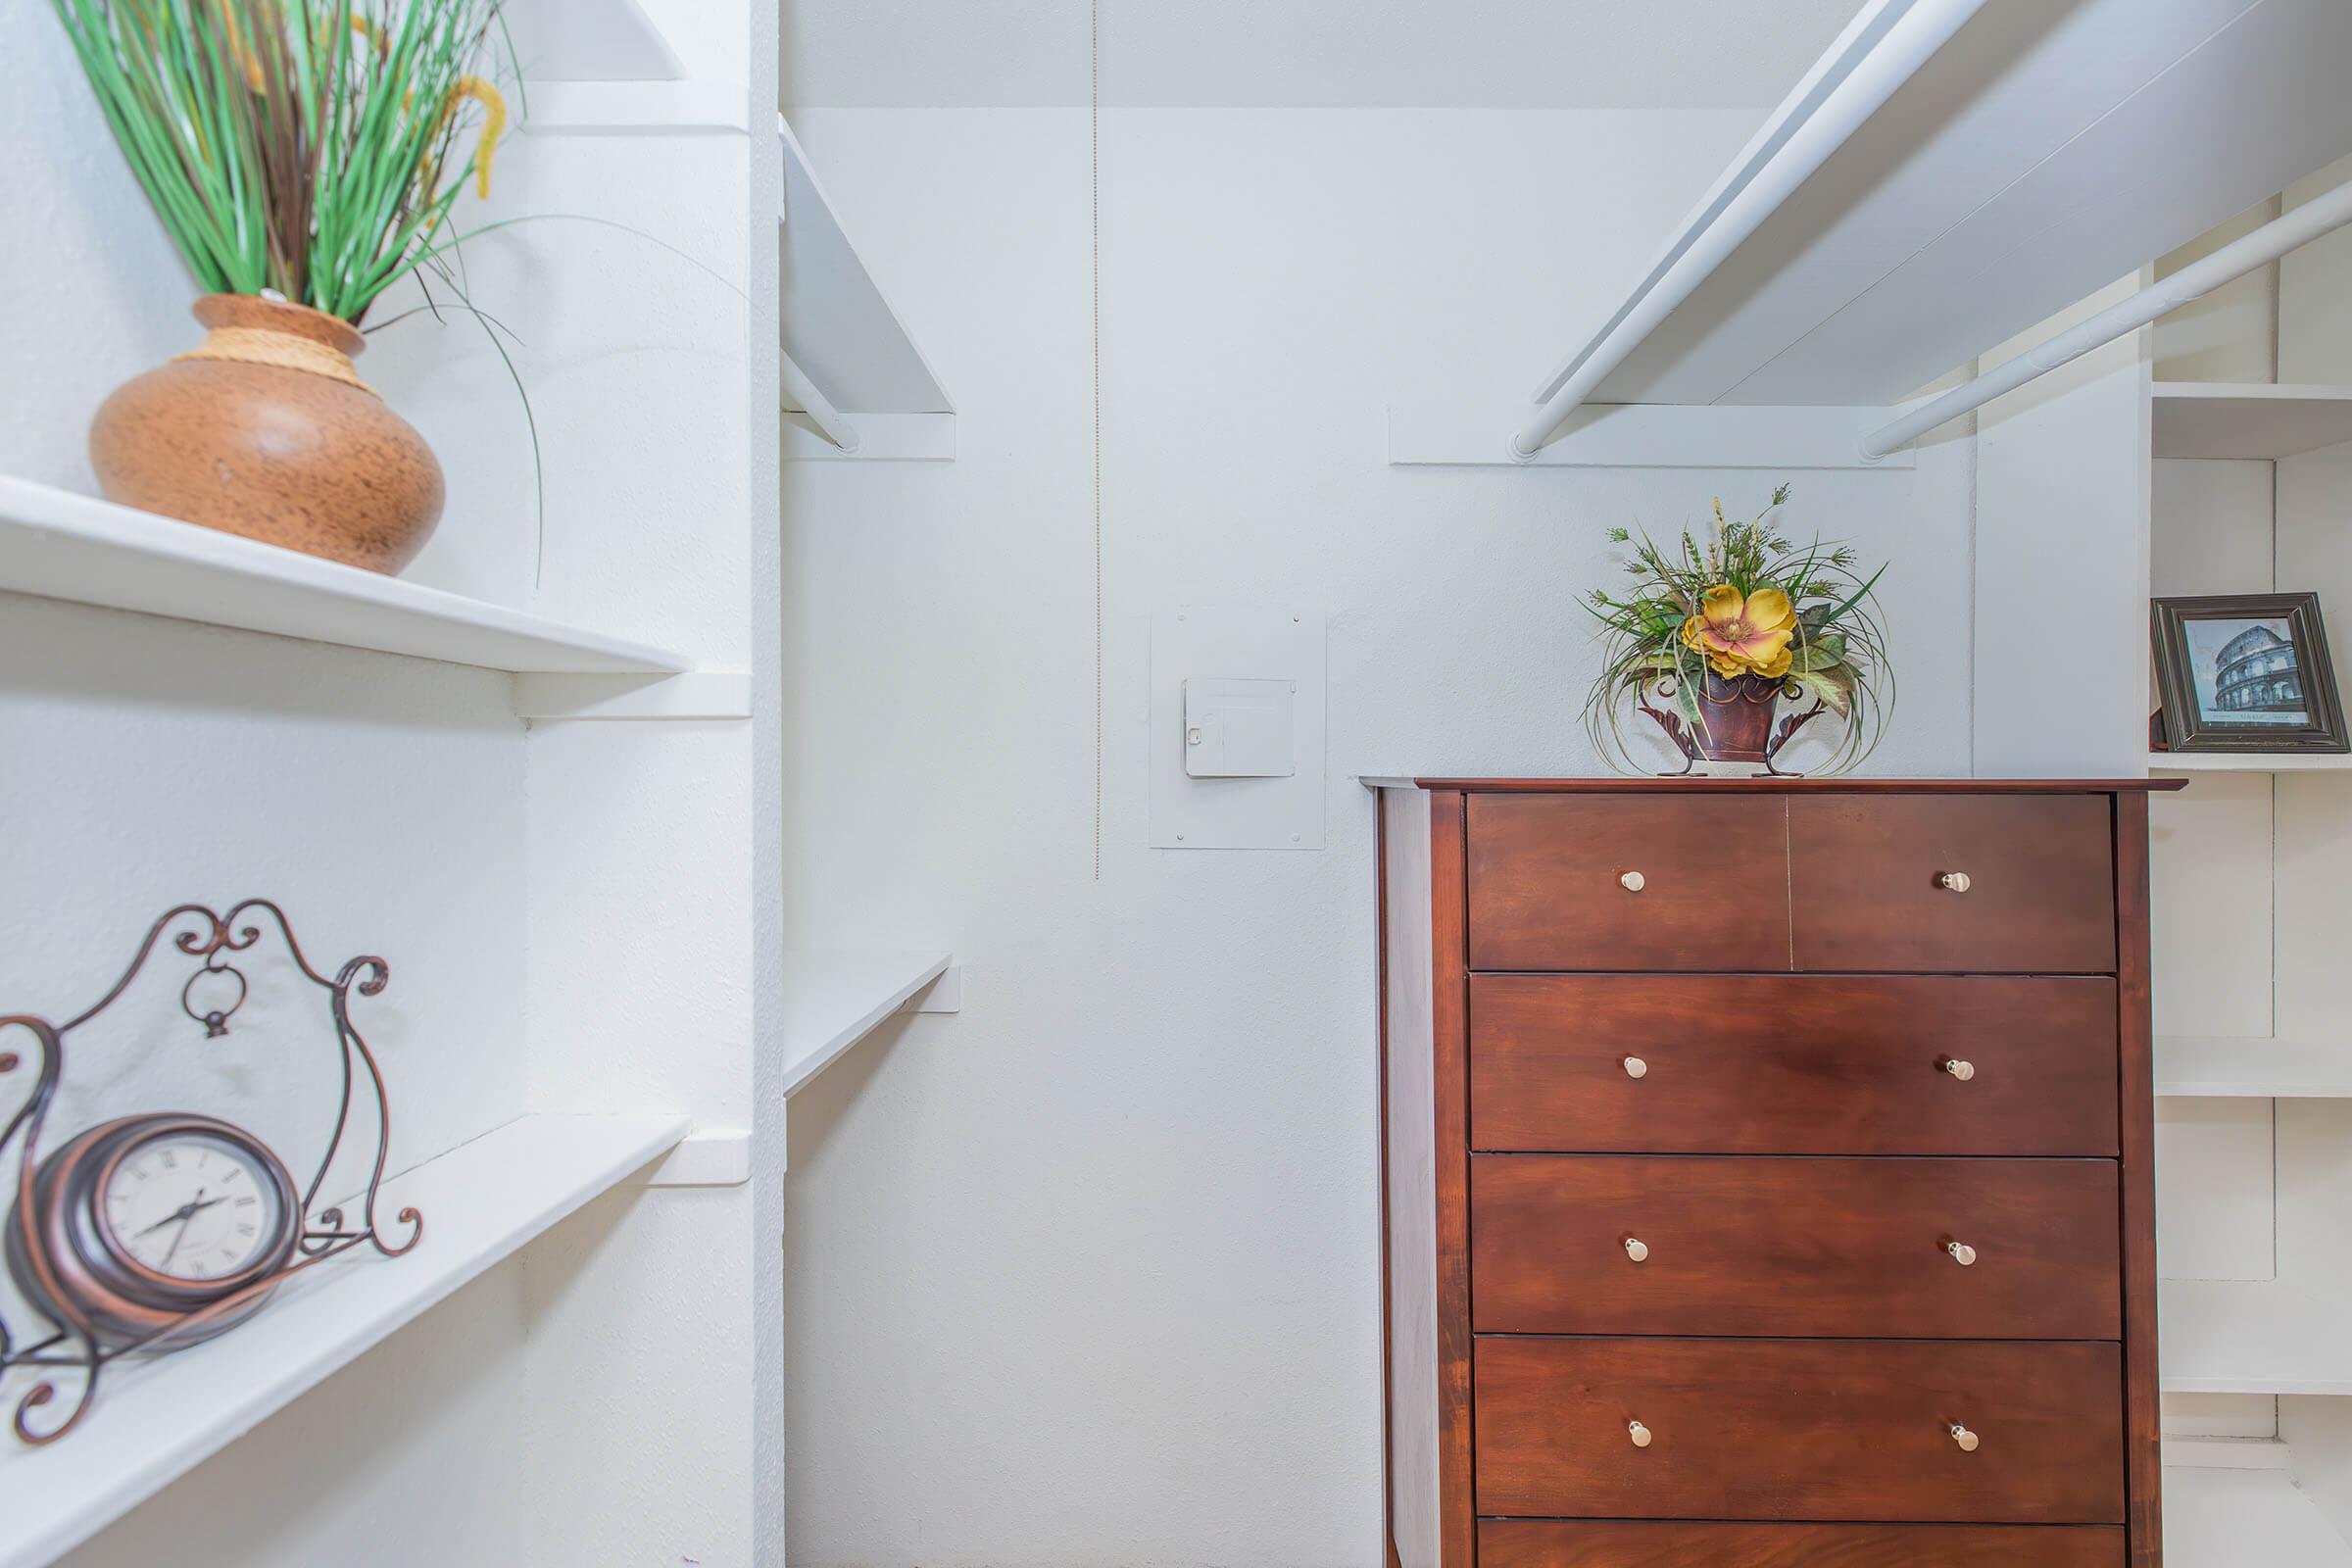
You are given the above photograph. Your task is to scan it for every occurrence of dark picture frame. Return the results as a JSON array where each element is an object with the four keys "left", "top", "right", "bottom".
[{"left": 2152, "top": 592, "right": 2351, "bottom": 754}]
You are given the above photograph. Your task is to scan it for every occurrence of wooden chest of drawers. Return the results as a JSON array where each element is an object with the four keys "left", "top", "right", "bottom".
[{"left": 1377, "top": 779, "right": 2173, "bottom": 1568}]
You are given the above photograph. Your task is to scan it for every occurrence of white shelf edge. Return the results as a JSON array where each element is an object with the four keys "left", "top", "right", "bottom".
[
  {"left": 780, "top": 952, "right": 956, "bottom": 1099},
  {"left": 2157, "top": 1036, "right": 2352, "bottom": 1099},
  {"left": 520, "top": 80, "right": 751, "bottom": 135},
  {"left": 2150, "top": 752, "right": 2352, "bottom": 771},
  {"left": 2162, "top": 1465, "right": 2352, "bottom": 1564},
  {"left": 0, "top": 474, "right": 690, "bottom": 676},
  {"left": 0, "top": 1112, "right": 688, "bottom": 1568},
  {"left": 2152, "top": 381, "right": 2352, "bottom": 461},
  {"left": 2161, "top": 1279, "right": 2352, "bottom": 1396}
]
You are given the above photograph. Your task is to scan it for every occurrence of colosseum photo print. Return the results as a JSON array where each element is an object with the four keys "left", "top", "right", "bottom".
[{"left": 2154, "top": 591, "right": 2351, "bottom": 754}]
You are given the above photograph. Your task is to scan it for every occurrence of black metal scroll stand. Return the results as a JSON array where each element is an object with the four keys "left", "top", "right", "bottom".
[{"left": 0, "top": 901, "right": 417, "bottom": 1446}]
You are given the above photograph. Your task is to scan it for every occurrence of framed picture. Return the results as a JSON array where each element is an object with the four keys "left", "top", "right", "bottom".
[{"left": 2152, "top": 592, "right": 2351, "bottom": 754}]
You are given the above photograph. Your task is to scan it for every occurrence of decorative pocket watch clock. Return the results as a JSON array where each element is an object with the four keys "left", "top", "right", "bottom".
[{"left": 0, "top": 902, "right": 416, "bottom": 1446}]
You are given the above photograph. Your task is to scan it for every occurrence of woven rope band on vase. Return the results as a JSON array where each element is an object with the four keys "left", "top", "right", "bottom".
[{"left": 175, "top": 326, "right": 375, "bottom": 395}]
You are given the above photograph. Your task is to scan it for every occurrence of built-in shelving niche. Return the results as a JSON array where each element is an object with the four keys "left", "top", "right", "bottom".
[
  {"left": 0, "top": 1115, "right": 687, "bottom": 1567},
  {"left": 2145, "top": 154, "right": 2352, "bottom": 1566}
]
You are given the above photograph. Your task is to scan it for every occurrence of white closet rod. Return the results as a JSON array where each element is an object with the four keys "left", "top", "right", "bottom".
[
  {"left": 1860, "top": 177, "right": 2352, "bottom": 460},
  {"left": 781, "top": 350, "right": 860, "bottom": 453},
  {"left": 1509, "top": 0, "right": 1988, "bottom": 462}
]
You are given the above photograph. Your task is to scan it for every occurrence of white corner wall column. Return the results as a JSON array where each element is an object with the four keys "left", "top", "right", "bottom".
[{"left": 1970, "top": 273, "right": 2153, "bottom": 777}]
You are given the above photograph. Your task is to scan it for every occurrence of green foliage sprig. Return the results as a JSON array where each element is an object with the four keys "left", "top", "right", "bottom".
[
  {"left": 49, "top": 0, "right": 512, "bottom": 324},
  {"left": 1583, "top": 484, "right": 1894, "bottom": 776}
]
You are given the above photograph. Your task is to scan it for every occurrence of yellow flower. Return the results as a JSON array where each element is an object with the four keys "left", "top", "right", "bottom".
[{"left": 1680, "top": 584, "right": 1797, "bottom": 680}]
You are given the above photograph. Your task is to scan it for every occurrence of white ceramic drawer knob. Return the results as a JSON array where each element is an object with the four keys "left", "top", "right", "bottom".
[
  {"left": 1620, "top": 870, "right": 1646, "bottom": 893},
  {"left": 1623, "top": 1237, "right": 1649, "bottom": 1263},
  {"left": 1938, "top": 870, "right": 1973, "bottom": 893},
  {"left": 1623, "top": 1055, "right": 1649, "bottom": 1080},
  {"left": 1629, "top": 1420, "right": 1652, "bottom": 1448},
  {"left": 1947, "top": 1241, "right": 1978, "bottom": 1267},
  {"left": 1950, "top": 1423, "right": 1980, "bottom": 1453},
  {"left": 1941, "top": 1058, "right": 1976, "bottom": 1082}
]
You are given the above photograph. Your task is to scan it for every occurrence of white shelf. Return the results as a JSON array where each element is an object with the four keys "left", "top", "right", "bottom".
[
  {"left": 0, "top": 1112, "right": 688, "bottom": 1568},
  {"left": 2154, "top": 383, "right": 2352, "bottom": 461},
  {"left": 2160, "top": 1037, "right": 2352, "bottom": 1099},
  {"left": 781, "top": 951, "right": 955, "bottom": 1097},
  {"left": 0, "top": 474, "right": 689, "bottom": 675},
  {"left": 2162, "top": 1279, "right": 2352, "bottom": 1396},
  {"left": 1544, "top": 0, "right": 2352, "bottom": 408},
  {"left": 2166, "top": 1466, "right": 2352, "bottom": 1566},
  {"left": 778, "top": 116, "right": 955, "bottom": 461},
  {"left": 2151, "top": 753, "right": 2352, "bottom": 771}
]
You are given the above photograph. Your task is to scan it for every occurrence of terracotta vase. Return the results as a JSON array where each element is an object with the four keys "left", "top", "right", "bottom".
[
  {"left": 89, "top": 294, "right": 444, "bottom": 574},
  {"left": 1638, "top": 668, "right": 1826, "bottom": 775}
]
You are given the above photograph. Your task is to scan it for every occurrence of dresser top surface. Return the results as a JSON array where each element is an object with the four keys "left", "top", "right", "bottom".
[{"left": 1361, "top": 776, "right": 2187, "bottom": 794}]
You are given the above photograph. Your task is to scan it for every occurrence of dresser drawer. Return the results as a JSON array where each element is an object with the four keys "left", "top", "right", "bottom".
[
  {"left": 1471, "top": 1155, "right": 2121, "bottom": 1339},
  {"left": 1478, "top": 1521, "right": 2126, "bottom": 1568},
  {"left": 1788, "top": 796, "right": 2116, "bottom": 972},
  {"left": 1474, "top": 1338, "right": 2126, "bottom": 1523},
  {"left": 1470, "top": 974, "right": 2120, "bottom": 1155},
  {"left": 1467, "top": 793, "right": 1789, "bottom": 971}
]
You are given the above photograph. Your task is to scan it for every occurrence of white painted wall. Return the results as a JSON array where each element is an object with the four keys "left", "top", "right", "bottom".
[
  {"left": 0, "top": 0, "right": 762, "bottom": 1560},
  {"left": 779, "top": 105, "right": 1977, "bottom": 1565},
  {"left": 1973, "top": 275, "right": 2152, "bottom": 778}
]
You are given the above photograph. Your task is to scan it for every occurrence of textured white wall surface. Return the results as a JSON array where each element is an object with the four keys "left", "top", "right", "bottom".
[{"left": 779, "top": 105, "right": 1977, "bottom": 1566}]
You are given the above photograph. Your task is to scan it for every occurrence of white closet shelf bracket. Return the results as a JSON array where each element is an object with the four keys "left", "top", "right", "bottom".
[
  {"left": 778, "top": 115, "right": 956, "bottom": 462},
  {"left": 782, "top": 351, "right": 859, "bottom": 454},
  {"left": 1859, "top": 178, "right": 2352, "bottom": 459},
  {"left": 644, "top": 1128, "right": 752, "bottom": 1187}
]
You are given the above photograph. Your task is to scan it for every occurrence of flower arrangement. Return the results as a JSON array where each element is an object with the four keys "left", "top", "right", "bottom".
[
  {"left": 1584, "top": 485, "right": 1892, "bottom": 776},
  {"left": 48, "top": 0, "right": 534, "bottom": 576},
  {"left": 50, "top": 0, "right": 512, "bottom": 325}
]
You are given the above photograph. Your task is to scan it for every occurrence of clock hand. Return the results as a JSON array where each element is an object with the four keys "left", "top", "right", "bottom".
[
  {"left": 133, "top": 1194, "right": 204, "bottom": 1238},
  {"left": 155, "top": 1187, "right": 207, "bottom": 1272}
]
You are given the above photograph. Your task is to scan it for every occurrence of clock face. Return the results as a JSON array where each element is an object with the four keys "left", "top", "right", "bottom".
[{"left": 99, "top": 1129, "right": 288, "bottom": 1285}]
